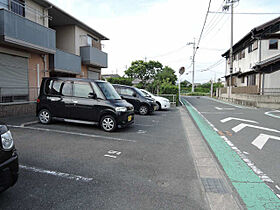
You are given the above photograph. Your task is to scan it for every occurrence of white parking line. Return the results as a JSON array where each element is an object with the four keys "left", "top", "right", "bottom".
[
  {"left": 9, "top": 125, "right": 136, "bottom": 143},
  {"left": 20, "top": 120, "right": 39, "bottom": 127},
  {"left": 20, "top": 165, "right": 93, "bottom": 182}
]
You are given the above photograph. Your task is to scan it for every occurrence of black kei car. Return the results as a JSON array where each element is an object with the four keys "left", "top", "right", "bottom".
[
  {"left": 0, "top": 124, "right": 18, "bottom": 193},
  {"left": 37, "top": 77, "right": 134, "bottom": 132},
  {"left": 112, "top": 84, "right": 158, "bottom": 115}
]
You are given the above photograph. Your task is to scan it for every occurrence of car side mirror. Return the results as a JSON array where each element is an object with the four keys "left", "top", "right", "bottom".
[
  {"left": 132, "top": 92, "right": 137, "bottom": 97},
  {"left": 88, "top": 92, "right": 97, "bottom": 99}
]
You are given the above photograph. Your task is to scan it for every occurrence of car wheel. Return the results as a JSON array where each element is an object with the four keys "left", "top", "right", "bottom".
[
  {"left": 38, "top": 109, "right": 52, "bottom": 124},
  {"left": 156, "top": 102, "right": 161, "bottom": 110},
  {"left": 100, "top": 115, "right": 117, "bottom": 132},
  {"left": 139, "top": 105, "right": 149, "bottom": 115}
]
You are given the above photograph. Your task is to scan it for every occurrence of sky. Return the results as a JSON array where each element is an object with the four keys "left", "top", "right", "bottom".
[{"left": 48, "top": 0, "right": 280, "bottom": 83}]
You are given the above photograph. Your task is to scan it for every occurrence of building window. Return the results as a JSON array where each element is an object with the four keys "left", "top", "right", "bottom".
[
  {"left": 11, "top": 0, "right": 25, "bottom": 17},
  {"left": 87, "top": 35, "right": 99, "bottom": 47},
  {"left": 269, "top": 39, "right": 278, "bottom": 50},
  {"left": 253, "top": 40, "right": 258, "bottom": 50},
  {"left": 247, "top": 74, "right": 256, "bottom": 86},
  {"left": 248, "top": 44, "right": 252, "bottom": 53},
  {"left": 241, "top": 76, "right": 245, "bottom": 83},
  {"left": 241, "top": 49, "right": 245, "bottom": 58}
]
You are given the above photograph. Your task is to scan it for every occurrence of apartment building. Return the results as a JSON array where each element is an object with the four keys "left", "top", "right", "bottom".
[
  {"left": 222, "top": 16, "right": 280, "bottom": 93},
  {"left": 0, "top": 0, "right": 108, "bottom": 104}
]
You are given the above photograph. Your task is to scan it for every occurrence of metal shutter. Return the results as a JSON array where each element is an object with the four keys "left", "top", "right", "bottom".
[
  {"left": 0, "top": 53, "right": 28, "bottom": 100},
  {"left": 88, "top": 70, "right": 100, "bottom": 80}
]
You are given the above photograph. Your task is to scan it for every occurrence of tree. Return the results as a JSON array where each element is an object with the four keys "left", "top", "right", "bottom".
[
  {"left": 155, "top": 66, "right": 177, "bottom": 85},
  {"left": 125, "top": 60, "right": 163, "bottom": 88}
]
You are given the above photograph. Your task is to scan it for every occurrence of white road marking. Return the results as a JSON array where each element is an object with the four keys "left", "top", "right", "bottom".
[
  {"left": 104, "top": 150, "right": 121, "bottom": 159},
  {"left": 232, "top": 123, "right": 280, "bottom": 133},
  {"left": 108, "top": 150, "right": 121, "bottom": 155},
  {"left": 215, "top": 107, "right": 235, "bottom": 111},
  {"left": 20, "top": 165, "right": 93, "bottom": 182},
  {"left": 137, "top": 130, "right": 147, "bottom": 134},
  {"left": 243, "top": 151, "right": 249, "bottom": 155},
  {"left": 276, "top": 185, "right": 280, "bottom": 191},
  {"left": 252, "top": 134, "right": 280, "bottom": 150},
  {"left": 104, "top": 154, "right": 117, "bottom": 159},
  {"left": 265, "top": 110, "right": 280, "bottom": 119},
  {"left": 182, "top": 98, "right": 274, "bottom": 184},
  {"left": 20, "top": 121, "right": 39, "bottom": 127},
  {"left": 8, "top": 125, "right": 136, "bottom": 142},
  {"left": 220, "top": 117, "right": 258, "bottom": 124},
  {"left": 201, "top": 112, "right": 244, "bottom": 115}
]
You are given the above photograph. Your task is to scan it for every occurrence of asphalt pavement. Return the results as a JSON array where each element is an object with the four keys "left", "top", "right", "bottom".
[
  {"left": 0, "top": 108, "right": 209, "bottom": 210},
  {"left": 181, "top": 96, "right": 280, "bottom": 209}
]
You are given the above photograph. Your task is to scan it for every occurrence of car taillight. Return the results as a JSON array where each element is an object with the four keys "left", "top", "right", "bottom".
[{"left": 37, "top": 99, "right": 40, "bottom": 103}]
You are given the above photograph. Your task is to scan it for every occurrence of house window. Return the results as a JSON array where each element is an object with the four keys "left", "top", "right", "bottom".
[
  {"left": 11, "top": 0, "right": 25, "bottom": 17},
  {"left": 248, "top": 44, "right": 252, "bottom": 53},
  {"left": 241, "top": 49, "right": 245, "bottom": 58},
  {"left": 269, "top": 39, "right": 278, "bottom": 50},
  {"left": 87, "top": 35, "right": 99, "bottom": 47},
  {"left": 241, "top": 76, "right": 245, "bottom": 83},
  {"left": 247, "top": 74, "right": 256, "bottom": 86},
  {"left": 253, "top": 40, "right": 258, "bottom": 50}
]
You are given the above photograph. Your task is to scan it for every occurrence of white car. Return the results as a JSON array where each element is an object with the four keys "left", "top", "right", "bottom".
[{"left": 140, "top": 89, "right": 171, "bottom": 110}]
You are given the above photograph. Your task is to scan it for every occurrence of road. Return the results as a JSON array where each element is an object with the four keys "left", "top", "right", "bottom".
[
  {"left": 181, "top": 96, "right": 280, "bottom": 198},
  {"left": 0, "top": 109, "right": 208, "bottom": 210}
]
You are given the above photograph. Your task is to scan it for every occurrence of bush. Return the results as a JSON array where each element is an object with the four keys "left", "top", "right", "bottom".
[
  {"left": 107, "top": 77, "right": 133, "bottom": 86},
  {"left": 160, "top": 83, "right": 178, "bottom": 94}
]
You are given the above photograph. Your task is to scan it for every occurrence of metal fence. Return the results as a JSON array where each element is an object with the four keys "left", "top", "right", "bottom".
[
  {"left": 157, "top": 94, "right": 177, "bottom": 106},
  {"left": 0, "top": 87, "right": 39, "bottom": 103}
]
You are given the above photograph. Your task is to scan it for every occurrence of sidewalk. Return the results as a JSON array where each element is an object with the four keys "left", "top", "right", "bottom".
[
  {"left": 179, "top": 106, "right": 245, "bottom": 210},
  {"left": 1, "top": 114, "right": 37, "bottom": 127}
]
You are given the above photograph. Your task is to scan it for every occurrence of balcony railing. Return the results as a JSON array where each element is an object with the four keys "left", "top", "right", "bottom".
[
  {"left": 0, "top": 9, "right": 56, "bottom": 53},
  {"left": 50, "top": 49, "right": 82, "bottom": 75},
  {"left": 80, "top": 46, "right": 108, "bottom": 68}
]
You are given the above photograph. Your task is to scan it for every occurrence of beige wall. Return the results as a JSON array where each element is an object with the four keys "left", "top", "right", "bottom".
[
  {"left": 75, "top": 26, "right": 101, "bottom": 55},
  {"left": 28, "top": 53, "right": 49, "bottom": 100},
  {"left": 54, "top": 25, "right": 76, "bottom": 54},
  {"left": 264, "top": 70, "right": 280, "bottom": 89},
  {"left": 25, "top": 0, "right": 48, "bottom": 27}
]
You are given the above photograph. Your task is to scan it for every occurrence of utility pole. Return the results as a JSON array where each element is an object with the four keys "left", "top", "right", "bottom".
[
  {"left": 187, "top": 38, "right": 196, "bottom": 92},
  {"left": 223, "top": 0, "right": 239, "bottom": 98}
]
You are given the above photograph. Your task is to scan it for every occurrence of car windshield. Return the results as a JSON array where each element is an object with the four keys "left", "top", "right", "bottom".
[{"left": 96, "top": 82, "right": 122, "bottom": 100}]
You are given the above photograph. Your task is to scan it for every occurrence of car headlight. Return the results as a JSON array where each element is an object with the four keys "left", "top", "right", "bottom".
[
  {"left": 1, "top": 130, "right": 14, "bottom": 150},
  {"left": 115, "top": 107, "right": 127, "bottom": 112}
]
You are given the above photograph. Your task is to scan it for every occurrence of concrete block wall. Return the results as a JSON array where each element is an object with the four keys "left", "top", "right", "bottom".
[
  {"left": 219, "top": 93, "right": 280, "bottom": 109},
  {"left": 0, "top": 102, "right": 36, "bottom": 118}
]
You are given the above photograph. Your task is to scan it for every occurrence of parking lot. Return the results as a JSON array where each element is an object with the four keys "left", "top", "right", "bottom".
[{"left": 0, "top": 108, "right": 208, "bottom": 210}]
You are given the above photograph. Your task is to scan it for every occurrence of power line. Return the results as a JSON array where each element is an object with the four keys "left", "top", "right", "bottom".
[
  {"left": 199, "top": 59, "right": 224, "bottom": 72},
  {"left": 146, "top": 46, "right": 186, "bottom": 59},
  {"left": 209, "top": 11, "right": 280, "bottom": 15},
  {"left": 203, "top": 1, "right": 224, "bottom": 32},
  {"left": 195, "top": 0, "right": 212, "bottom": 57}
]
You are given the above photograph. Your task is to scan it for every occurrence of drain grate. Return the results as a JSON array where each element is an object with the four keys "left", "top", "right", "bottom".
[{"left": 201, "top": 178, "right": 229, "bottom": 194}]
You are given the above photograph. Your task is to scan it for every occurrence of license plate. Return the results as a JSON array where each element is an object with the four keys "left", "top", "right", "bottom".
[
  {"left": 154, "top": 106, "right": 157, "bottom": 110},
  {"left": 128, "top": 115, "right": 132, "bottom": 122}
]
